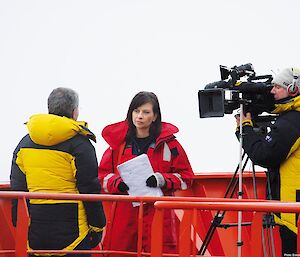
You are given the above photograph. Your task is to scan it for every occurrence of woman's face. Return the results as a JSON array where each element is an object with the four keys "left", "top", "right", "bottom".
[{"left": 132, "top": 102, "right": 157, "bottom": 137}]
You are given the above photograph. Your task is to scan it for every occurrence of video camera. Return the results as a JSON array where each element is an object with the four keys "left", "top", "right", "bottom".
[{"left": 198, "top": 63, "right": 276, "bottom": 123}]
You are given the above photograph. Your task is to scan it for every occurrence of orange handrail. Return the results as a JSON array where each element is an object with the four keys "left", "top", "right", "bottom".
[
  {"left": 0, "top": 191, "right": 297, "bottom": 257},
  {"left": 0, "top": 191, "right": 270, "bottom": 202},
  {"left": 152, "top": 200, "right": 300, "bottom": 257},
  {"left": 154, "top": 200, "right": 300, "bottom": 212}
]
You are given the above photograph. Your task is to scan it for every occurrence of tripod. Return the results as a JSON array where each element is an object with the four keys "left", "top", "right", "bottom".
[
  {"left": 198, "top": 104, "right": 276, "bottom": 257},
  {"left": 197, "top": 151, "right": 249, "bottom": 255}
]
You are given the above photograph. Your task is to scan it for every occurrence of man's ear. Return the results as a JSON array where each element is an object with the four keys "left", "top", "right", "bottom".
[{"left": 72, "top": 108, "right": 79, "bottom": 120}]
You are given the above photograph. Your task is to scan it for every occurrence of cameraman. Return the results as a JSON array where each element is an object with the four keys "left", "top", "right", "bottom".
[{"left": 235, "top": 67, "right": 300, "bottom": 256}]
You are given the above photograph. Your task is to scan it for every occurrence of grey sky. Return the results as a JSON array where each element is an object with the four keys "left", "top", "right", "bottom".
[{"left": 0, "top": 0, "right": 299, "bottom": 181}]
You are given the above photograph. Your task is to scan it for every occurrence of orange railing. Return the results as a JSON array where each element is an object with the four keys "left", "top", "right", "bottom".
[
  {"left": 152, "top": 200, "right": 300, "bottom": 257},
  {"left": 0, "top": 172, "right": 268, "bottom": 257},
  {"left": 1, "top": 190, "right": 298, "bottom": 257}
]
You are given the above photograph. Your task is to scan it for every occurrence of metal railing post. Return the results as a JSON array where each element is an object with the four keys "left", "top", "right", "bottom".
[
  {"left": 137, "top": 201, "right": 144, "bottom": 257},
  {"left": 179, "top": 209, "right": 192, "bottom": 257},
  {"left": 250, "top": 212, "right": 263, "bottom": 257},
  {"left": 150, "top": 208, "right": 164, "bottom": 257},
  {"left": 15, "top": 197, "right": 29, "bottom": 257},
  {"left": 297, "top": 215, "right": 300, "bottom": 254}
]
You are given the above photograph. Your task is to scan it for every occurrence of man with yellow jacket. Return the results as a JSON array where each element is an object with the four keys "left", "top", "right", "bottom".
[
  {"left": 235, "top": 67, "right": 300, "bottom": 256},
  {"left": 10, "top": 87, "right": 106, "bottom": 257}
]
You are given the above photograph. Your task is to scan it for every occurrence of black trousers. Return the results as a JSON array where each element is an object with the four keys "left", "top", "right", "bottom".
[
  {"left": 279, "top": 225, "right": 297, "bottom": 256},
  {"left": 29, "top": 234, "right": 91, "bottom": 257}
]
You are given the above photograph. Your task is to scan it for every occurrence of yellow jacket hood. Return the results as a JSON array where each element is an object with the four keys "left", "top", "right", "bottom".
[{"left": 26, "top": 114, "right": 96, "bottom": 146}]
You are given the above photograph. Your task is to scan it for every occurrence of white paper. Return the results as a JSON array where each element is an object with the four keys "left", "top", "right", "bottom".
[{"left": 117, "top": 154, "right": 163, "bottom": 207}]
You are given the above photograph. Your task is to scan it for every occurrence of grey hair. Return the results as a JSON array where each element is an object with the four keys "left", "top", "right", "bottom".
[{"left": 48, "top": 87, "right": 79, "bottom": 118}]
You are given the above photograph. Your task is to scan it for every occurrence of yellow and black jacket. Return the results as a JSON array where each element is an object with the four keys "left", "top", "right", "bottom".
[
  {"left": 10, "top": 114, "right": 106, "bottom": 252},
  {"left": 236, "top": 95, "right": 300, "bottom": 234}
]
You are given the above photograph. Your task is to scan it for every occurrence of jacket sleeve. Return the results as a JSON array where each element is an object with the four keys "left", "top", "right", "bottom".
[
  {"left": 98, "top": 147, "right": 124, "bottom": 194},
  {"left": 160, "top": 140, "right": 194, "bottom": 191},
  {"left": 74, "top": 136, "right": 106, "bottom": 231},
  {"left": 235, "top": 115, "right": 299, "bottom": 168},
  {"left": 10, "top": 137, "right": 28, "bottom": 227}
]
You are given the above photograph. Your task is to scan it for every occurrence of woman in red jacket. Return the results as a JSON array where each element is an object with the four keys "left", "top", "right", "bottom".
[{"left": 98, "top": 91, "right": 194, "bottom": 256}]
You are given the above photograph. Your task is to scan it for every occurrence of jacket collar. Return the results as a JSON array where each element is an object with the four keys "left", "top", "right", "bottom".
[
  {"left": 272, "top": 95, "right": 300, "bottom": 114},
  {"left": 101, "top": 120, "right": 178, "bottom": 149}
]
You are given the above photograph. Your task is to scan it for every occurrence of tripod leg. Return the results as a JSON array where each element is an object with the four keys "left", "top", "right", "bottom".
[
  {"left": 198, "top": 153, "right": 249, "bottom": 255},
  {"left": 268, "top": 226, "right": 276, "bottom": 257},
  {"left": 224, "top": 152, "right": 247, "bottom": 198},
  {"left": 265, "top": 171, "right": 277, "bottom": 256},
  {"left": 262, "top": 228, "right": 267, "bottom": 257},
  {"left": 228, "top": 155, "right": 249, "bottom": 199},
  {"left": 252, "top": 162, "right": 258, "bottom": 199},
  {"left": 198, "top": 211, "right": 225, "bottom": 255}
]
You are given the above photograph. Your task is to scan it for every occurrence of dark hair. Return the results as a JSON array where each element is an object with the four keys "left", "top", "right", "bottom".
[
  {"left": 126, "top": 91, "right": 162, "bottom": 140},
  {"left": 48, "top": 87, "right": 79, "bottom": 118}
]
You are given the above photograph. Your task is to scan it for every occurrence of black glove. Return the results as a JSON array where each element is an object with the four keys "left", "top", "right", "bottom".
[
  {"left": 118, "top": 181, "right": 129, "bottom": 192},
  {"left": 146, "top": 175, "right": 157, "bottom": 187},
  {"left": 146, "top": 173, "right": 165, "bottom": 188},
  {"left": 89, "top": 231, "right": 103, "bottom": 248}
]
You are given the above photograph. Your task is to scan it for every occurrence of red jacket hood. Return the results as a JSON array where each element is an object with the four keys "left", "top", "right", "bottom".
[{"left": 101, "top": 120, "right": 179, "bottom": 150}]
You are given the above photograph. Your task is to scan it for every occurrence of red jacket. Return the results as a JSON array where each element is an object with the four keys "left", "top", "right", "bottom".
[{"left": 98, "top": 120, "right": 194, "bottom": 255}]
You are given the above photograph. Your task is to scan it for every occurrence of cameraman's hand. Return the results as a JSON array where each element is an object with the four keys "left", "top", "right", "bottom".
[
  {"left": 89, "top": 231, "right": 103, "bottom": 248},
  {"left": 235, "top": 112, "right": 252, "bottom": 127}
]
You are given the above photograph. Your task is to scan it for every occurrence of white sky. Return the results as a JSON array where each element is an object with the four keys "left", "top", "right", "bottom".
[{"left": 0, "top": 0, "right": 299, "bottom": 182}]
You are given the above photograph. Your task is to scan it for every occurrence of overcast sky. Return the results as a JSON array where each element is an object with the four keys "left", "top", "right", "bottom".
[{"left": 0, "top": 0, "right": 299, "bottom": 182}]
